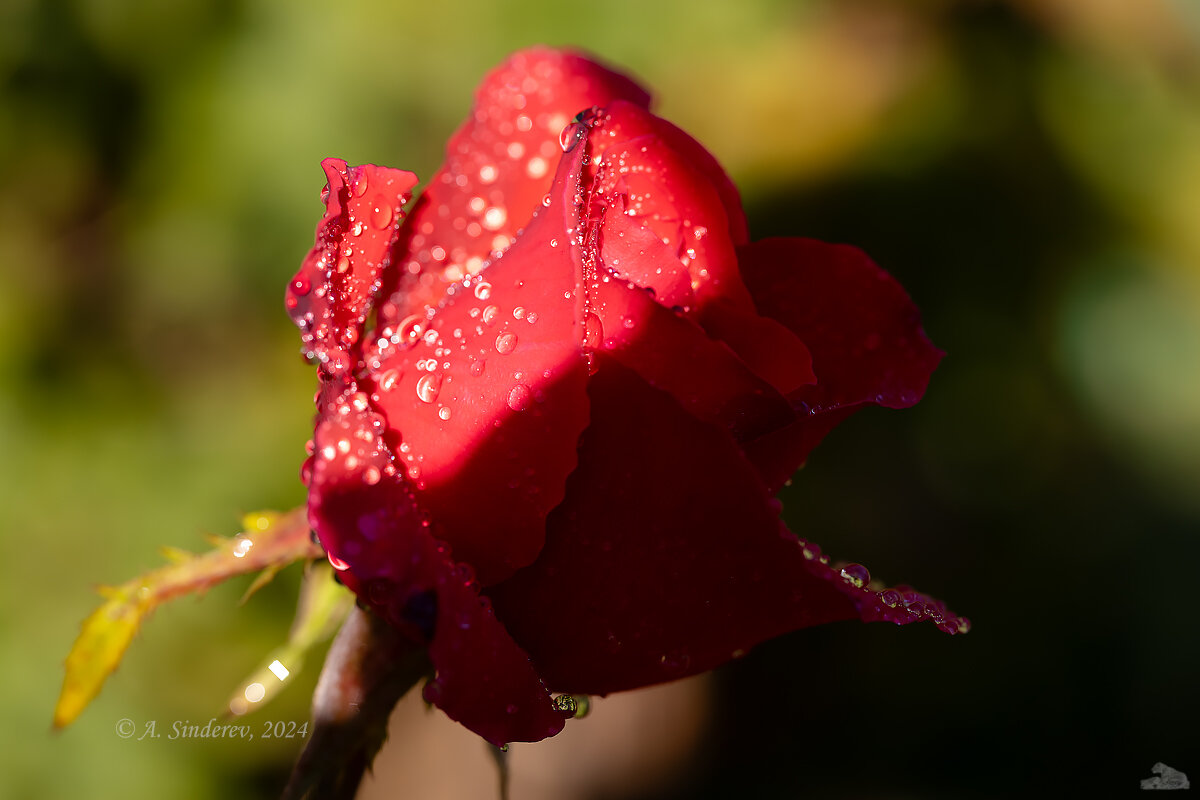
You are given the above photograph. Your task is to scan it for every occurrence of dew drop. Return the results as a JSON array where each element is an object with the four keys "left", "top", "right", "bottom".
[
  {"left": 470, "top": 359, "right": 486, "bottom": 377},
  {"left": 370, "top": 199, "right": 393, "bottom": 229},
  {"left": 363, "top": 466, "right": 381, "bottom": 485},
  {"left": 507, "top": 384, "right": 532, "bottom": 411},
  {"left": 512, "top": 306, "right": 526, "bottom": 320},
  {"left": 495, "top": 331, "right": 518, "bottom": 354},
  {"left": 840, "top": 563, "right": 870, "bottom": 588},
  {"left": 336, "top": 255, "right": 351, "bottom": 274},
  {"left": 232, "top": 535, "right": 253, "bottom": 558},
  {"left": 478, "top": 164, "right": 498, "bottom": 184},
  {"left": 352, "top": 173, "right": 369, "bottom": 197},
  {"left": 473, "top": 281, "right": 492, "bottom": 300},
  {"left": 415, "top": 373, "right": 443, "bottom": 404},
  {"left": 397, "top": 314, "right": 424, "bottom": 345},
  {"left": 877, "top": 588, "right": 903, "bottom": 607},
  {"left": 559, "top": 121, "right": 586, "bottom": 152},
  {"left": 482, "top": 305, "right": 500, "bottom": 325},
  {"left": 583, "top": 312, "right": 603, "bottom": 349},
  {"left": 438, "top": 406, "right": 452, "bottom": 421},
  {"left": 378, "top": 368, "right": 401, "bottom": 392},
  {"left": 328, "top": 553, "right": 350, "bottom": 571}
]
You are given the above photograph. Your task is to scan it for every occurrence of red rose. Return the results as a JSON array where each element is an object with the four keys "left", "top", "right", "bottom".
[{"left": 287, "top": 47, "right": 965, "bottom": 747}]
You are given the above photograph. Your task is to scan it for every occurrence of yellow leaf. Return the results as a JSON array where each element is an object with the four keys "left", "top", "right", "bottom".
[{"left": 53, "top": 507, "right": 323, "bottom": 730}]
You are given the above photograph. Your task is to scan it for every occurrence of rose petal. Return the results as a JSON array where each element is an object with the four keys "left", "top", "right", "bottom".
[
  {"left": 363, "top": 143, "right": 593, "bottom": 586},
  {"left": 589, "top": 276, "right": 794, "bottom": 441},
  {"left": 307, "top": 381, "right": 564, "bottom": 747},
  {"left": 287, "top": 159, "right": 417, "bottom": 374},
  {"left": 738, "top": 238, "right": 944, "bottom": 491},
  {"left": 584, "top": 103, "right": 815, "bottom": 397},
  {"left": 374, "top": 47, "right": 651, "bottom": 333},
  {"left": 586, "top": 104, "right": 749, "bottom": 314},
  {"left": 489, "top": 358, "right": 964, "bottom": 696}
]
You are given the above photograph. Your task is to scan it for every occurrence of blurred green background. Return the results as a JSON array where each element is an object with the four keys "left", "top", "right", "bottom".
[{"left": 3, "top": 0, "right": 1198, "bottom": 797}]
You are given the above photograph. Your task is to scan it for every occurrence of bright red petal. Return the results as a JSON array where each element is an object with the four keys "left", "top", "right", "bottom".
[
  {"left": 375, "top": 47, "right": 651, "bottom": 332},
  {"left": 287, "top": 159, "right": 417, "bottom": 374},
  {"left": 738, "top": 238, "right": 944, "bottom": 491},
  {"left": 362, "top": 143, "right": 593, "bottom": 586},
  {"left": 584, "top": 102, "right": 815, "bottom": 397},
  {"left": 489, "top": 359, "right": 967, "bottom": 695}
]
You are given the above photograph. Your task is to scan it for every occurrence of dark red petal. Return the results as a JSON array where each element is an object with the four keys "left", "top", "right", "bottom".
[
  {"left": 698, "top": 298, "right": 816, "bottom": 397},
  {"left": 363, "top": 144, "right": 592, "bottom": 586},
  {"left": 489, "top": 359, "right": 966, "bottom": 695},
  {"left": 589, "top": 277, "right": 794, "bottom": 442},
  {"left": 287, "top": 159, "right": 418, "bottom": 374},
  {"left": 307, "top": 381, "right": 564, "bottom": 746},
  {"left": 375, "top": 47, "right": 651, "bottom": 330},
  {"left": 738, "top": 238, "right": 944, "bottom": 491}
]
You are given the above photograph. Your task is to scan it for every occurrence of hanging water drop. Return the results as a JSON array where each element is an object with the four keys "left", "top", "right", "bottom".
[
  {"left": 559, "top": 122, "right": 586, "bottom": 152},
  {"left": 840, "top": 563, "right": 870, "bottom": 589}
]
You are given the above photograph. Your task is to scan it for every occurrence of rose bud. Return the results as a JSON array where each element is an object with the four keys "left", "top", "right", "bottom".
[{"left": 286, "top": 46, "right": 966, "bottom": 747}]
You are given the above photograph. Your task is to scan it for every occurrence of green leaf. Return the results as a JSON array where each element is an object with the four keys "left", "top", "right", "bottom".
[
  {"left": 54, "top": 508, "right": 323, "bottom": 729},
  {"left": 225, "top": 560, "right": 355, "bottom": 716}
]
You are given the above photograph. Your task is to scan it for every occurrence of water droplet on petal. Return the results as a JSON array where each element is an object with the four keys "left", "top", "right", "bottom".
[
  {"left": 559, "top": 121, "right": 586, "bottom": 152},
  {"left": 292, "top": 276, "right": 311, "bottom": 296},
  {"left": 416, "top": 373, "right": 443, "bottom": 403},
  {"left": 370, "top": 199, "right": 393, "bottom": 229},
  {"left": 363, "top": 466, "right": 381, "bottom": 485},
  {"left": 378, "top": 368, "right": 401, "bottom": 392},
  {"left": 840, "top": 563, "right": 870, "bottom": 588},
  {"left": 877, "top": 588, "right": 903, "bottom": 607},
  {"left": 583, "top": 312, "right": 603, "bottom": 349},
  {"left": 495, "top": 331, "right": 518, "bottom": 354},
  {"left": 438, "top": 406, "right": 452, "bottom": 421},
  {"left": 328, "top": 553, "right": 350, "bottom": 571},
  {"left": 397, "top": 314, "right": 424, "bottom": 346},
  {"left": 507, "top": 384, "right": 532, "bottom": 411},
  {"left": 482, "top": 305, "right": 500, "bottom": 325}
]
